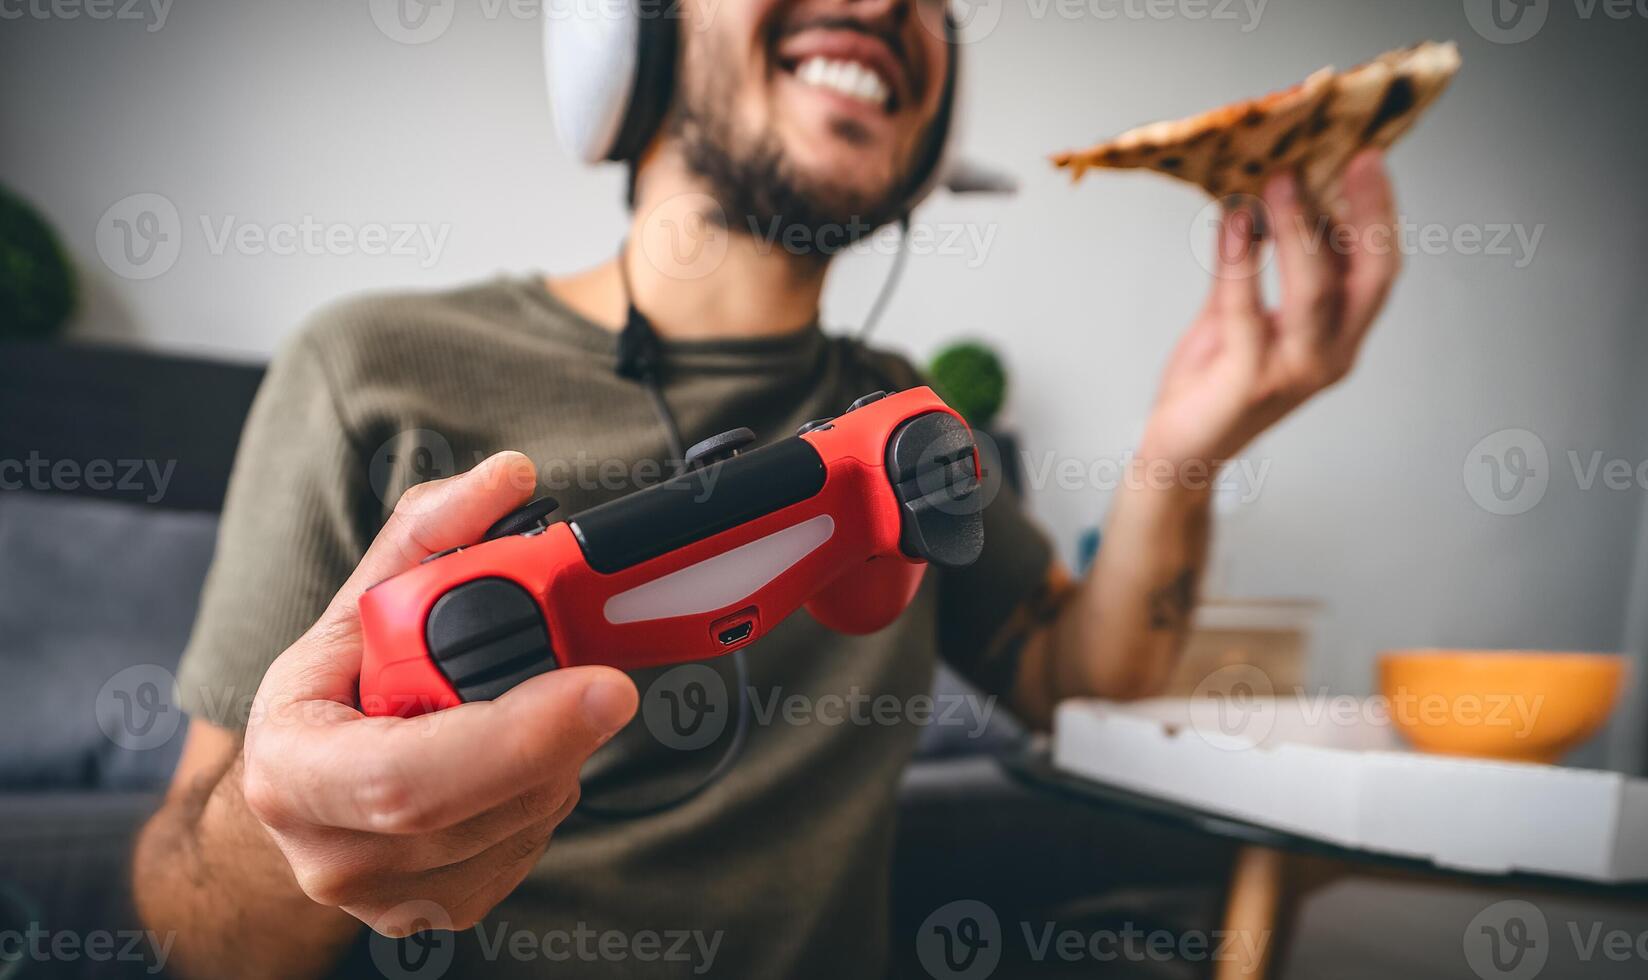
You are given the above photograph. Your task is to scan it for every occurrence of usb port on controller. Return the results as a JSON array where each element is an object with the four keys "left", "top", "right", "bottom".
[{"left": 717, "top": 621, "right": 754, "bottom": 646}]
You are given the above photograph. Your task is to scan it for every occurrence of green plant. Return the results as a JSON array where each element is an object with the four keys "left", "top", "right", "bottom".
[
  {"left": 928, "top": 340, "right": 1007, "bottom": 429},
  {"left": 0, "top": 184, "right": 76, "bottom": 341}
]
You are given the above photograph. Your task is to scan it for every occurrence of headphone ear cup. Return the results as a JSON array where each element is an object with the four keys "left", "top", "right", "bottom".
[
  {"left": 544, "top": 0, "right": 641, "bottom": 164},
  {"left": 605, "top": 10, "right": 679, "bottom": 162},
  {"left": 900, "top": 13, "right": 962, "bottom": 210},
  {"left": 546, "top": 1, "right": 957, "bottom": 197}
]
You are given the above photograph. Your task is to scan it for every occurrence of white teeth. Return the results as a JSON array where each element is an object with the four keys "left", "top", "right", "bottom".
[{"left": 792, "top": 56, "right": 891, "bottom": 109}]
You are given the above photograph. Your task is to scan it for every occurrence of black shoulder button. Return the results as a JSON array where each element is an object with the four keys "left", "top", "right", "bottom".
[
  {"left": 847, "top": 391, "right": 888, "bottom": 412},
  {"left": 484, "top": 496, "right": 561, "bottom": 541}
]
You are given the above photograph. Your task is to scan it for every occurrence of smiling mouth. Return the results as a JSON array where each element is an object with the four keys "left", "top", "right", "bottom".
[{"left": 783, "top": 55, "right": 897, "bottom": 113}]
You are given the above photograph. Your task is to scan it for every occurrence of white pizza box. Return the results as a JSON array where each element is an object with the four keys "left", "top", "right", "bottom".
[{"left": 1051, "top": 697, "right": 1648, "bottom": 883}]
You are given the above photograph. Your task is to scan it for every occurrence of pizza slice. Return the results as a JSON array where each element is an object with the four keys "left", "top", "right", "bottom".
[{"left": 1051, "top": 41, "right": 1462, "bottom": 202}]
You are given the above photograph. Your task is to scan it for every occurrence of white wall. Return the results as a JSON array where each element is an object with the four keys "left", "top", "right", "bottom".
[{"left": 4, "top": 0, "right": 1645, "bottom": 764}]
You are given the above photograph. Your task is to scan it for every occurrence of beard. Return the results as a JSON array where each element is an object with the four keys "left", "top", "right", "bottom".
[{"left": 668, "top": 53, "right": 919, "bottom": 258}]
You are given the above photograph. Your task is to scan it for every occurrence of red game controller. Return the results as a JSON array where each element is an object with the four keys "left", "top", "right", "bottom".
[{"left": 358, "top": 387, "right": 985, "bottom": 717}]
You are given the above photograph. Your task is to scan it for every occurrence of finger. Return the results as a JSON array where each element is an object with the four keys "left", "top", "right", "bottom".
[
  {"left": 1335, "top": 150, "right": 1401, "bottom": 345},
  {"left": 247, "top": 665, "right": 636, "bottom": 835},
  {"left": 312, "top": 777, "right": 579, "bottom": 875},
  {"left": 259, "top": 451, "right": 539, "bottom": 708},
  {"left": 408, "top": 778, "right": 579, "bottom": 869},
  {"left": 444, "top": 836, "right": 552, "bottom": 930},
  {"left": 1207, "top": 203, "right": 1266, "bottom": 320},
  {"left": 1267, "top": 169, "right": 1346, "bottom": 358},
  {"left": 333, "top": 450, "right": 538, "bottom": 614},
  {"left": 345, "top": 825, "right": 554, "bottom": 933}
]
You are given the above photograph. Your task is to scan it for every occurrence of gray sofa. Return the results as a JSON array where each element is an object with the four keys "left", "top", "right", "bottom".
[{"left": 0, "top": 341, "right": 1227, "bottom": 979}]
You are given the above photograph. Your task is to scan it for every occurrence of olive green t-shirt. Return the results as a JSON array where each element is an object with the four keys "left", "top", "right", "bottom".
[{"left": 175, "top": 274, "right": 1054, "bottom": 979}]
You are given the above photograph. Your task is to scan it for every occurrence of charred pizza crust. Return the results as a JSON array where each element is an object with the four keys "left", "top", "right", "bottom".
[{"left": 1052, "top": 41, "right": 1461, "bottom": 201}]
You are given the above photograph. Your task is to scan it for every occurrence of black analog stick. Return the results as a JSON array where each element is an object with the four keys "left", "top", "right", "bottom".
[{"left": 685, "top": 428, "right": 757, "bottom": 470}]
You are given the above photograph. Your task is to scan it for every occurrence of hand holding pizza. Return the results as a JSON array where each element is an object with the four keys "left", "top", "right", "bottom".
[
  {"left": 1141, "top": 149, "right": 1400, "bottom": 468},
  {"left": 1052, "top": 41, "right": 1460, "bottom": 470}
]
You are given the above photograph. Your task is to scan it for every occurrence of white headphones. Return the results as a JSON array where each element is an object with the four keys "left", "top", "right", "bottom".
[{"left": 542, "top": 0, "right": 963, "bottom": 211}]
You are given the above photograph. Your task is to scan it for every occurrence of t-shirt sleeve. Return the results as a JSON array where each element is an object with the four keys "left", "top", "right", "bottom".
[
  {"left": 934, "top": 478, "right": 1058, "bottom": 701},
  {"left": 174, "top": 331, "right": 371, "bottom": 729}
]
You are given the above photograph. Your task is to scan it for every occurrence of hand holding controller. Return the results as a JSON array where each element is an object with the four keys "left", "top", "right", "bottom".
[{"left": 358, "top": 387, "right": 985, "bottom": 718}]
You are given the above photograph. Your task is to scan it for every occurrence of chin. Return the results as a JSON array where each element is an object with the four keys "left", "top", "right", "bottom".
[
  {"left": 797, "top": 167, "right": 898, "bottom": 216},
  {"left": 775, "top": 132, "right": 904, "bottom": 219}
]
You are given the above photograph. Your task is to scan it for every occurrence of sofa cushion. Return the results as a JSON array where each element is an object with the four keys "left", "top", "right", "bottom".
[{"left": 0, "top": 493, "right": 216, "bottom": 790}]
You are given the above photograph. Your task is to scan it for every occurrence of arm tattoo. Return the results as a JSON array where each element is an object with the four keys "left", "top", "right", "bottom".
[{"left": 1147, "top": 567, "right": 1198, "bottom": 631}]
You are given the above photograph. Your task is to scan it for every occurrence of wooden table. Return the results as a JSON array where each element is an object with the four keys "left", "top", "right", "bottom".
[{"left": 1003, "top": 748, "right": 1648, "bottom": 979}]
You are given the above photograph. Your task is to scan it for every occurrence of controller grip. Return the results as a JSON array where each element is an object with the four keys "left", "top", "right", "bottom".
[
  {"left": 805, "top": 558, "right": 927, "bottom": 635},
  {"left": 422, "top": 578, "right": 559, "bottom": 703}
]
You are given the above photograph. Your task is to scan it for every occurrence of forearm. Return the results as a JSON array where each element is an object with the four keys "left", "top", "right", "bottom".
[
  {"left": 1038, "top": 451, "right": 1215, "bottom": 711},
  {"left": 133, "top": 751, "right": 360, "bottom": 980}
]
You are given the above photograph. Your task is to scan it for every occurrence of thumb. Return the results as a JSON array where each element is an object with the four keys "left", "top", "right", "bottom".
[
  {"left": 496, "top": 665, "right": 640, "bottom": 769},
  {"left": 264, "top": 666, "right": 639, "bottom": 833},
  {"left": 264, "top": 451, "right": 537, "bottom": 708},
  {"left": 331, "top": 450, "right": 538, "bottom": 616}
]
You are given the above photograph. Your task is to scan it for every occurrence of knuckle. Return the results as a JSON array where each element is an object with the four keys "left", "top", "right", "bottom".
[
  {"left": 1297, "top": 361, "right": 1339, "bottom": 394},
  {"left": 1249, "top": 377, "right": 1288, "bottom": 408},
  {"left": 1306, "top": 281, "right": 1344, "bottom": 318},
  {"left": 502, "top": 830, "right": 547, "bottom": 865},
  {"left": 516, "top": 780, "right": 578, "bottom": 825},
  {"left": 511, "top": 784, "right": 556, "bottom": 822},
  {"left": 354, "top": 760, "right": 427, "bottom": 833},
  {"left": 551, "top": 782, "right": 581, "bottom": 824},
  {"left": 371, "top": 907, "right": 437, "bottom": 938},
  {"left": 393, "top": 481, "right": 434, "bottom": 515},
  {"left": 240, "top": 763, "right": 289, "bottom": 829},
  {"left": 436, "top": 818, "right": 494, "bottom": 858},
  {"left": 291, "top": 862, "right": 354, "bottom": 908}
]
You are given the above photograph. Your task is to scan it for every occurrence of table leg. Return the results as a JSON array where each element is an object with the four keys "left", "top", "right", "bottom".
[{"left": 1215, "top": 845, "right": 1285, "bottom": 979}]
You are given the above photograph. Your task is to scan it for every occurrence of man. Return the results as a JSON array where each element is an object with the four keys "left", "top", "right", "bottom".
[{"left": 132, "top": 0, "right": 1400, "bottom": 976}]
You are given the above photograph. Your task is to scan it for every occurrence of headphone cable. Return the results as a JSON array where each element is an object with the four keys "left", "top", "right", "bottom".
[
  {"left": 614, "top": 240, "right": 687, "bottom": 464},
  {"left": 578, "top": 239, "right": 752, "bottom": 822},
  {"left": 858, "top": 213, "right": 912, "bottom": 343}
]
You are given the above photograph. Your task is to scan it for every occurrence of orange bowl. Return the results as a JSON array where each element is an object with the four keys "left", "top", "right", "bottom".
[{"left": 1378, "top": 650, "right": 1626, "bottom": 764}]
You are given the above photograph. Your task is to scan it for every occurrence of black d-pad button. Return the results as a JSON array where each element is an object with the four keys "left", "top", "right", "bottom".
[{"left": 885, "top": 413, "right": 985, "bottom": 568}]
